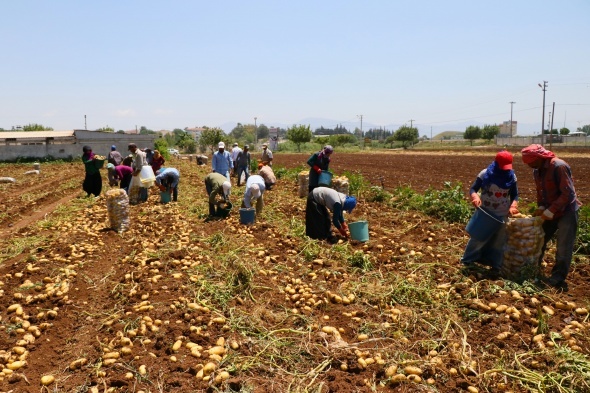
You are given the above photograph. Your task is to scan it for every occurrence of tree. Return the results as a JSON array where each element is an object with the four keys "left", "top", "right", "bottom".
[
  {"left": 482, "top": 124, "right": 500, "bottom": 141},
  {"left": 385, "top": 135, "right": 396, "bottom": 148},
  {"left": 328, "top": 133, "right": 357, "bottom": 147},
  {"left": 154, "top": 138, "right": 170, "bottom": 160},
  {"left": 577, "top": 124, "right": 590, "bottom": 135},
  {"left": 97, "top": 126, "right": 114, "bottom": 132},
  {"left": 393, "top": 125, "right": 419, "bottom": 148},
  {"left": 257, "top": 124, "right": 269, "bottom": 140},
  {"left": 559, "top": 127, "right": 570, "bottom": 135},
  {"left": 464, "top": 125, "right": 482, "bottom": 146},
  {"left": 199, "top": 127, "right": 225, "bottom": 153},
  {"left": 22, "top": 123, "right": 53, "bottom": 131},
  {"left": 116, "top": 130, "right": 125, "bottom": 134},
  {"left": 229, "top": 123, "right": 246, "bottom": 140},
  {"left": 286, "top": 124, "right": 312, "bottom": 152},
  {"left": 139, "top": 126, "right": 157, "bottom": 135}
]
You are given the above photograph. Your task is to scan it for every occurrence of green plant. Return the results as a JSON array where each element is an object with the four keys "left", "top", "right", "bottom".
[
  {"left": 575, "top": 205, "right": 590, "bottom": 255},
  {"left": 347, "top": 250, "right": 373, "bottom": 271},
  {"left": 367, "top": 185, "right": 391, "bottom": 202},
  {"left": 342, "top": 170, "right": 369, "bottom": 197}
]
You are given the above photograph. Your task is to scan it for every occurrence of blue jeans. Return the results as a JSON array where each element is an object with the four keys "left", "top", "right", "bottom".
[
  {"left": 237, "top": 165, "right": 249, "bottom": 185},
  {"left": 461, "top": 224, "right": 507, "bottom": 269},
  {"left": 539, "top": 209, "right": 578, "bottom": 282}
]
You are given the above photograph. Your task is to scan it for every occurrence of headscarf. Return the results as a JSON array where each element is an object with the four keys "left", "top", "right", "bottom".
[
  {"left": 250, "top": 183, "right": 261, "bottom": 199},
  {"left": 342, "top": 195, "right": 357, "bottom": 213},
  {"left": 317, "top": 145, "right": 333, "bottom": 162},
  {"left": 111, "top": 145, "right": 117, "bottom": 151},
  {"left": 106, "top": 163, "right": 115, "bottom": 170},
  {"left": 222, "top": 181, "right": 231, "bottom": 198},
  {"left": 521, "top": 144, "right": 555, "bottom": 164},
  {"left": 82, "top": 145, "right": 94, "bottom": 160},
  {"left": 481, "top": 161, "right": 516, "bottom": 189}
]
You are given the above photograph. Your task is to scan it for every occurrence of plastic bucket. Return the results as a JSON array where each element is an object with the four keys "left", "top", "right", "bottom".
[
  {"left": 466, "top": 207, "right": 505, "bottom": 242},
  {"left": 33, "top": 162, "right": 40, "bottom": 170},
  {"left": 139, "top": 165, "right": 156, "bottom": 183},
  {"left": 318, "top": 170, "right": 333, "bottom": 186},
  {"left": 239, "top": 208, "right": 256, "bottom": 224},
  {"left": 348, "top": 220, "right": 369, "bottom": 242},
  {"left": 160, "top": 191, "right": 171, "bottom": 204},
  {"left": 215, "top": 201, "right": 233, "bottom": 218}
]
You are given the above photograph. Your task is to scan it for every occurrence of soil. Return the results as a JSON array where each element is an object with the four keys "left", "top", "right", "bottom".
[{"left": 0, "top": 150, "right": 588, "bottom": 393}]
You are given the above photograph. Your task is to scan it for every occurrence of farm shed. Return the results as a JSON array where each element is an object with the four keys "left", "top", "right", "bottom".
[{"left": 0, "top": 130, "right": 158, "bottom": 161}]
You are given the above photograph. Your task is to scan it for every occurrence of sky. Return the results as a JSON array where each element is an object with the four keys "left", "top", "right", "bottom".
[{"left": 1, "top": 0, "right": 589, "bottom": 137}]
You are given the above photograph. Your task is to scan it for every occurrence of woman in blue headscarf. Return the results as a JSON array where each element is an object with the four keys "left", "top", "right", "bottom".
[
  {"left": 461, "top": 151, "right": 519, "bottom": 278},
  {"left": 306, "top": 186, "right": 357, "bottom": 243},
  {"left": 307, "top": 145, "right": 333, "bottom": 192}
]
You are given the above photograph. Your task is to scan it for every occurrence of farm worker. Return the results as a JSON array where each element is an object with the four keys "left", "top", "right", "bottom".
[
  {"left": 258, "top": 162, "right": 276, "bottom": 190},
  {"left": 212, "top": 141, "right": 233, "bottom": 180},
  {"left": 521, "top": 144, "right": 581, "bottom": 289},
  {"left": 235, "top": 145, "right": 251, "bottom": 186},
  {"left": 231, "top": 142, "right": 243, "bottom": 177},
  {"left": 155, "top": 167, "right": 179, "bottom": 202},
  {"left": 242, "top": 175, "right": 266, "bottom": 216},
  {"left": 151, "top": 150, "right": 165, "bottom": 174},
  {"left": 461, "top": 151, "right": 519, "bottom": 279},
  {"left": 307, "top": 145, "right": 333, "bottom": 192},
  {"left": 107, "top": 145, "right": 123, "bottom": 186},
  {"left": 205, "top": 172, "right": 232, "bottom": 217},
  {"left": 261, "top": 143, "right": 273, "bottom": 166},
  {"left": 128, "top": 143, "right": 149, "bottom": 203},
  {"left": 107, "top": 163, "right": 133, "bottom": 195},
  {"left": 306, "top": 186, "right": 357, "bottom": 243},
  {"left": 81, "top": 145, "right": 102, "bottom": 197}
]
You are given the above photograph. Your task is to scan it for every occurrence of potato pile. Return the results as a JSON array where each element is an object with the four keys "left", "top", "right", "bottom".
[
  {"left": 332, "top": 175, "right": 349, "bottom": 195},
  {"left": 297, "top": 171, "right": 309, "bottom": 197},
  {"left": 501, "top": 214, "right": 544, "bottom": 281},
  {"left": 105, "top": 189, "right": 130, "bottom": 232}
]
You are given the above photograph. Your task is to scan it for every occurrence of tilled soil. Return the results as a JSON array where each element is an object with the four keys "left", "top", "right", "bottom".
[{"left": 0, "top": 150, "right": 588, "bottom": 393}]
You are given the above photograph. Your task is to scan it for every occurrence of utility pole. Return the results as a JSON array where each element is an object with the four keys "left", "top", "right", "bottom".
[
  {"left": 509, "top": 101, "right": 516, "bottom": 136},
  {"left": 408, "top": 119, "right": 415, "bottom": 128},
  {"left": 254, "top": 117, "right": 257, "bottom": 147},
  {"left": 538, "top": 81, "right": 548, "bottom": 145},
  {"left": 84, "top": 115, "right": 87, "bottom": 130},
  {"left": 357, "top": 115, "right": 363, "bottom": 137},
  {"left": 549, "top": 101, "right": 556, "bottom": 150}
]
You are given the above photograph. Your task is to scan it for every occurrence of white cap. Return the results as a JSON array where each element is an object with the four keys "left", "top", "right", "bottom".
[
  {"left": 250, "top": 183, "right": 261, "bottom": 199},
  {"left": 218, "top": 141, "right": 225, "bottom": 149},
  {"left": 222, "top": 181, "right": 231, "bottom": 197},
  {"left": 233, "top": 142, "right": 238, "bottom": 146}
]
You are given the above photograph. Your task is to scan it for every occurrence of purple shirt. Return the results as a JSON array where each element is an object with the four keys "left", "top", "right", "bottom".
[{"left": 114, "top": 165, "right": 133, "bottom": 180}]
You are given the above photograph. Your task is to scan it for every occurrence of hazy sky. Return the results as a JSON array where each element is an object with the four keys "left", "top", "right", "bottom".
[{"left": 1, "top": 1, "right": 589, "bottom": 136}]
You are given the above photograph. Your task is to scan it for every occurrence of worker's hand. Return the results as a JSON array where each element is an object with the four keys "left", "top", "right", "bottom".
[
  {"left": 470, "top": 193, "right": 481, "bottom": 208},
  {"left": 509, "top": 201, "right": 519, "bottom": 216},
  {"left": 532, "top": 207, "right": 545, "bottom": 217},
  {"left": 540, "top": 209, "right": 554, "bottom": 221},
  {"left": 337, "top": 226, "right": 348, "bottom": 238},
  {"left": 341, "top": 222, "right": 349, "bottom": 232},
  {"left": 313, "top": 165, "right": 322, "bottom": 174}
]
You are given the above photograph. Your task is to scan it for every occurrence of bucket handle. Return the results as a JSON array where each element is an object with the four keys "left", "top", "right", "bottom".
[{"left": 476, "top": 206, "right": 505, "bottom": 224}]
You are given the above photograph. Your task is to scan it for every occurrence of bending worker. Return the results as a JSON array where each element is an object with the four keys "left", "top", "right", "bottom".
[
  {"left": 307, "top": 145, "right": 333, "bottom": 192},
  {"left": 155, "top": 167, "right": 180, "bottom": 202},
  {"left": 242, "top": 174, "right": 266, "bottom": 216},
  {"left": 205, "top": 172, "right": 232, "bottom": 217},
  {"left": 306, "top": 186, "right": 357, "bottom": 243}
]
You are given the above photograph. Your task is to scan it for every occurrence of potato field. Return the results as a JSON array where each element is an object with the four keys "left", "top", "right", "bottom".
[{"left": 0, "top": 150, "right": 588, "bottom": 393}]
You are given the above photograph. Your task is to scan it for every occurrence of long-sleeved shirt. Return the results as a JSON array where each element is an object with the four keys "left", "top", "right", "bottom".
[
  {"left": 114, "top": 165, "right": 133, "bottom": 180},
  {"left": 235, "top": 150, "right": 251, "bottom": 167},
  {"left": 131, "top": 150, "right": 147, "bottom": 173},
  {"left": 307, "top": 151, "right": 330, "bottom": 188},
  {"left": 261, "top": 148, "right": 273, "bottom": 164},
  {"left": 231, "top": 147, "right": 243, "bottom": 162},
  {"left": 212, "top": 150, "right": 233, "bottom": 174},
  {"left": 258, "top": 165, "right": 276, "bottom": 185},
  {"left": 107, "top": 151, "right": 123, "bottom": 166},
  {"left": 205, "top": 172, "right": 229, "bottom": 205},
  {"left": 311, "top": 187, "right": 347, "bottom": 229},
  {"left": 469, "top": 169, "right": 518, "bottom": 218},
  {"left": 243, "top": 175, "right": 266, "bottom": 208},
  {"left": 155, "top": 168, "right": 180, "bottom": 189},
  {"left": 533, "top": 157, "right": 581, "bottom": 218}
]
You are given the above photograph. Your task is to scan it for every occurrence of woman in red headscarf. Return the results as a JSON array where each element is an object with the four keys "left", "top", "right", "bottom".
[{"left": 521, "top": 144, "right": 581, "bottom": 289}]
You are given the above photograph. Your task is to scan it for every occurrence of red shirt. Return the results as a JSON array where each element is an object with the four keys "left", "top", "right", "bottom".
[
  {"left": 151, "top": 156, "right": 165, "bottom": 173},
  {"left": 533, "top": 157, "right": 581, "bottom": 218}
]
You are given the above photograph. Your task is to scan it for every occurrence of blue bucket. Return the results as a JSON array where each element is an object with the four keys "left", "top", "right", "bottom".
[
  {"left": 239, "top": 208, "right": 256, "bottom": 224},
  {"left": 466, "top": 207, "right": 505, "bottom": 242},
  {"left": 348, "top": 220, "right": 369, "bottom": 242},
  {"left": 318, "top": 170, "right": 333, "bottom": 187},
  {"left": 160, "top": 191, "right": 171, "bottom": 204}
]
